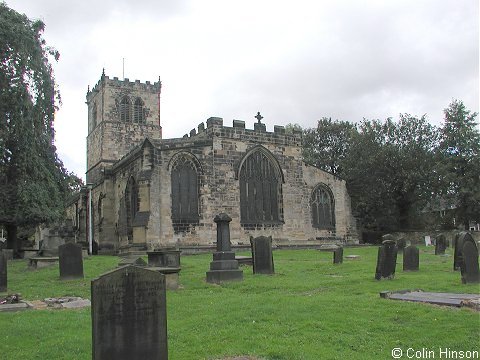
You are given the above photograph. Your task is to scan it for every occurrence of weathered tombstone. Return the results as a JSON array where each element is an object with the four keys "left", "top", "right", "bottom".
[
  {"left": 91, "top": 266, "right": 168, "bottom": 359},
  {"left": 403, "top": 245, "right": 419, "bottom": 271},
  {"left": 435, "top": 234, "right": 447, "bottom": 255},
  {"left": 147, "top": 249, "right": 181, "bottom": 268},
  {"left": 375, "top": 240, "right": 398, "bottom": 280},
  {"left": 396, "top": 238, "right": 406, "bottom": 252},
  {"left": 453, "top": 232, "right": 469, "bottom": 271},
  {"left": 58, "top": 242, "right": 84, "bottom": 280},
  {"left": 0, "top": 251, "right": 7, "bottom": 292},
  {"left": 333, "top": 246, "right": 343, "bottom": 264},
  {"left": 206, "top": 213, "right": 243, "bottom": 283},
  {"left": 424, "top": 235, "right": 432, "bottom": 246},
  {"left": 460, "top": 235, "right": 480, "bottom": 284},
  {"left": 250, "top": 236, "right": 274, "bottom": 274}
]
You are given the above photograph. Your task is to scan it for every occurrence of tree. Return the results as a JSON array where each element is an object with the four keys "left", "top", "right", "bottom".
[
  {"left": 342, "top": 115, "right": 439, "bottom": 230},
  {"left": 0, "top": 3, "right": 77, "bottom": 255},
  {"left": 439, "top": 100, "right": 480, "bottom": 229},
  {"left": 302, "top": 117, "right": 357, "bottom": 175}
]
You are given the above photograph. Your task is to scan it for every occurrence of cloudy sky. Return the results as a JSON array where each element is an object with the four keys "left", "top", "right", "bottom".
[{"left": 5, "top": 0, "right": 479, "bottom": 180}]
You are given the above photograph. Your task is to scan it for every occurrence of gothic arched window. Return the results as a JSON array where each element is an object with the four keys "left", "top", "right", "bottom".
[
  {"left": 125, "top": 177, "right": 138, "bottom": 241},
  {"left": 119, "top": 96, "right": 131, "bottom": 122},
  {"left": 239, "top": 148, "right": 283, "bottom": 225},
  {"left": 133, "top": 97, "right": 145, "bottom": 123},
  {"left": 311, "top": 184, "right": 335, "bottom": 229},
  {"left": 171, "top": 157, "right": 199, "bottom": 222}
]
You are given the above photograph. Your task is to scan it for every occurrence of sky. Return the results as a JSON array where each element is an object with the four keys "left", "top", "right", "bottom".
[{"left": 4, "top": 0, "right": 479, "bottom": 181}]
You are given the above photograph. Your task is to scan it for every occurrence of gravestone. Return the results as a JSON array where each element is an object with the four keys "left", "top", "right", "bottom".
[
  {"left": 375, "top": 240, "right": 398, "bottom": 280},
  {"left": 333, "top": 246, "right": 343, "bottom": 264},
  {"left": 453, "top": 232, "right": 469, "bottom": 271},
  {"left": 58, "top": 242, "right": 84, "bottom": 280},
  {"left": 206, "top": 213, "right": 243, "bottom": 283},
  {"left": 91, "top": 266, "right": 168, "bottom": 359},
  {"left": 250, "top": 236, "right": 274, "bottom": 274},
  {"left": 435, "top": 234, "right": 447, "bottom": 255},
  {"left": 424, "top": 235, "right": 432, "bottom": 246},
  {"left": 460, "top": 235, "right": 480, "bottom": 284},
  {"left": 0, "top": 251, "right": 7, "bottom": 292},
  {"left": 403, "top": 245, "right": 419, "bottom": 271},
  {"left": 396, "top": 238, "right": 406, "bottom": 252}
]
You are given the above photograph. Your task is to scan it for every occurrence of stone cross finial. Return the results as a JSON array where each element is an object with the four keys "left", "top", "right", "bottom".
[{"left": 255, "top": 112, "right": 264, "bottom": 124}]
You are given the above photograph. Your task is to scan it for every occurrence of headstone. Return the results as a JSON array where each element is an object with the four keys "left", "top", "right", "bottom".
[
  {"left": 435, "top": 234, "right": 447, "bottom": 255},
  {"left": 58, "top": 242, "right": 84, "bottom": 280},
  {"left": 375, "top": 240, "right": 398, "bottom": 280},
  {"left": 460, "top": 234, "right": 480, "bottom": 284},
  {"left": 403, "top": 245, "right": 419, "bottom": 271},
  {"left": 0, "top": 251, "right": 7, "bottom": 292},
  {"left": 206, "top": 213, "right": 243, "bottom": 283},
  {"left": 91, "top": 266, "right": 168, "bottom": 359},
  {"left": 396, "top": 238, "right": 406, "bottom": 252},
  {"left": 333, "top": 246, "right": 343, "bottom": 264},
  {"left": 250, "top": 236, "right": 274, "bottom": 274},
  {"left": 453, "top": 232, "right": 469, "bottom": 271},
  {"left": 424, "top": 235, "right": 432, "bottom": 246}
]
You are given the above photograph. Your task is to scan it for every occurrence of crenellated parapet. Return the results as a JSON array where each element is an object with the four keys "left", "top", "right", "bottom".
[{"left": 180, "top": 116, "right": 302, "bottom": 147}]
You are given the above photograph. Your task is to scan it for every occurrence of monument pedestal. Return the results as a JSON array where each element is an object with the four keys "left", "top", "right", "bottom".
[{"left": 206, "top": 251, "right": 243, "bottom": 283}]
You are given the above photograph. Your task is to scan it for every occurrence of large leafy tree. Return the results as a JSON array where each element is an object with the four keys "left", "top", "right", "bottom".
[
  {"left": 340, "top": 115, "right": 439, "bottom": 230},
  {"left": 439, "top": 100, "right": 480, "bottom": 229},
  {"left": 0, "top": 3, "right": 78, "bottom": 255},
  {"left": 302, "top": 117, "right": 357, "bottom": 175}
]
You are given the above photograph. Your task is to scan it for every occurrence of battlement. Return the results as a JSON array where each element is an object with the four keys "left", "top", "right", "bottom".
[
  {"left": 87, "top": 72, "right": 161, "bottom": 99},
  {"left": 181, "top": 116, "right": 302, "bottom": 146}
]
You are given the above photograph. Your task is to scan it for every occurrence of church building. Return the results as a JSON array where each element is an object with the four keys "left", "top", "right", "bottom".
[{"left": 67, "top": 72, "right": 357, "bottom": 254}]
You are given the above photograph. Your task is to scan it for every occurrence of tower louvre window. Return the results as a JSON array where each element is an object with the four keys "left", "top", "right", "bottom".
[
  {"left": 133, "top": 97, "right": 145, "bottom": 123},
  {"left": 119, "top": 96, "right": 131, "bottom": 122}
]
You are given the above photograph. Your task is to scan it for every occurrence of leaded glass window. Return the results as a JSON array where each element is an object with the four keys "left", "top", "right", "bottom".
[
  {"left": 311, "top": 184, "right": 335, "bottom": 229},
  {"left": 239, "top": 150, "right": 282, "bottom": 224},
  {"left": 171, "top": 157, "right": 199, "bottom": 222}
]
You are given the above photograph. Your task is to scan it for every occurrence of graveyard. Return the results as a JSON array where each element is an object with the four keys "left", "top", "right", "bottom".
[{"left": 0, "top": 244, "right": 478, "bottom": 360}]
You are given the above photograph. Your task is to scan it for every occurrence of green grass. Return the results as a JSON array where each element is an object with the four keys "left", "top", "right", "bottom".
[{"left": 0, "top": 246, "right": 479, "bottom": 359}]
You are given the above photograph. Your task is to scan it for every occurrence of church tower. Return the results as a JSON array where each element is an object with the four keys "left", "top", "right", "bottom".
[{"left": 85, "top": 71, "right": 162, "bottom": 183}]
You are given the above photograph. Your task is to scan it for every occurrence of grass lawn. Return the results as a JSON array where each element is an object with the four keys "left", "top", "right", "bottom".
[{"left": 0, "top": 246, "right": 479, "bottom": 359}]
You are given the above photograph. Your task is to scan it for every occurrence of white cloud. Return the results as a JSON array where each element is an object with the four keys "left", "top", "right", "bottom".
[{"left": 4, "top": 0, "right": 478, "bottom": 180}]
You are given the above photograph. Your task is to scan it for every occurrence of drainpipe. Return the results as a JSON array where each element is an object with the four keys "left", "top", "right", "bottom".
[{"left": 87, "top": 184, "right": 93, "bottom": 255}]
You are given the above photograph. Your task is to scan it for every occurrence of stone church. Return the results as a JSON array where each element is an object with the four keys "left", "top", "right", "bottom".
[{"left": 67, "top": 72, "right": 357, "bottom": 254}]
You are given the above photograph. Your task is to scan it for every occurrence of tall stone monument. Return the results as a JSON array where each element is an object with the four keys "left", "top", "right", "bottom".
[
  {"left": 375, "top": 240, "right": 398, "bottom": 280},
  {"left": 250, "top": 236, "right": 275, "bottom": 274},
  {"left": 91, "top": 266, "right": 168, "bottom": 359},
  {"left": 206, "top": 213, "right": 243, "bottom": 283}
]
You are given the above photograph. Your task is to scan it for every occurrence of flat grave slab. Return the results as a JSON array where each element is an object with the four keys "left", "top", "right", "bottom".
[
  {"left": 235, "top": 255, "right": 253, "bottom": 265},
  {"left": 381, "top": 290, "right": 480, "bottom": 310},
  {"left": 29, "top": 257, "right": 59, "bottom": 269}
]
